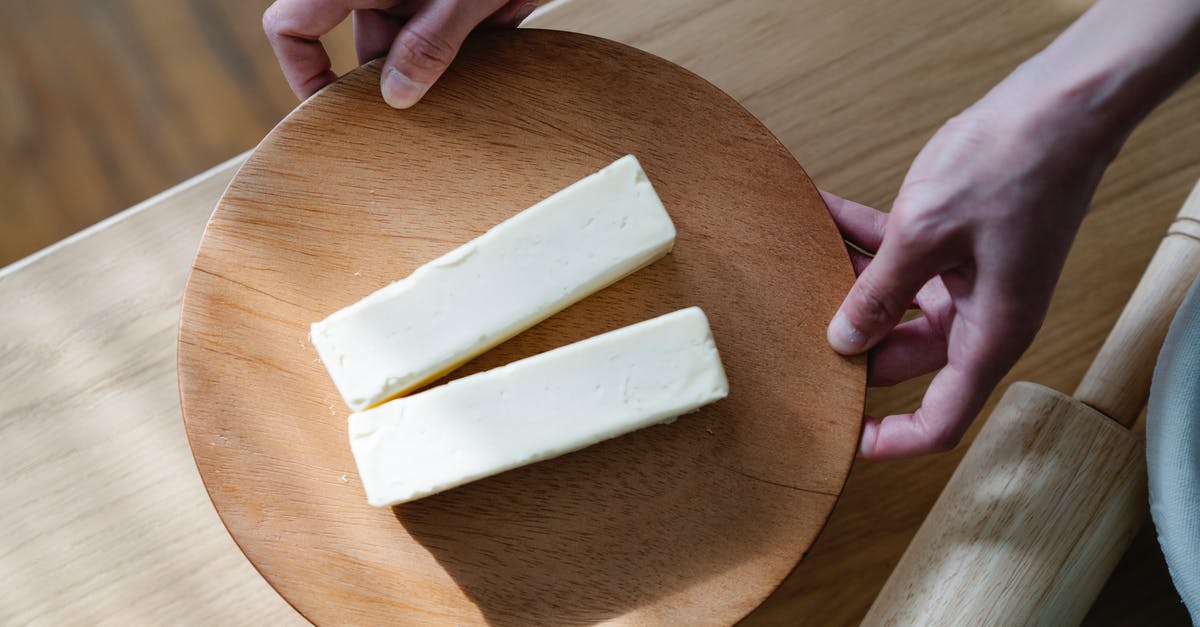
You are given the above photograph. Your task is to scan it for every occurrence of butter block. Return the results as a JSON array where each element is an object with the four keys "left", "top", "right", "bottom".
[
  {"left": 348, "top": 307, "right": 728, "bottom": 507},
  {"left": 311, "top": 155, "right": 675, "bottom": 411}
]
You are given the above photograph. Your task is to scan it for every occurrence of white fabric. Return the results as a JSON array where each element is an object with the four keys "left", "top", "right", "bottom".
[{"left": 1148, "top": 274, "right": 1200, "bottom": 624}]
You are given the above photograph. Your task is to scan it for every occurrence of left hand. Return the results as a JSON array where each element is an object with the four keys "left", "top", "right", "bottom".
[{"left": 263, "top": 0, "right": 537, "bottom": 107}]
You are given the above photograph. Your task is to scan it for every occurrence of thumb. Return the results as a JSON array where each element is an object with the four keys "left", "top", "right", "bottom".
[
  {"left": 380, "top": 0, "right": 506, "bottom": 109},
  {"left": 828, "top": 236, "right": 943, "bottom": 355}
]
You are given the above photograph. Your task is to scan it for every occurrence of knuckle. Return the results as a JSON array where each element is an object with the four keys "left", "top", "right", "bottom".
[
  {"left": 887, "top": 223, "right": 925, "bottom": 254},
  {"left": 937, "top": 111, "right": 997, "bottom": 149},
  {"left": 262, "top": 4, "right": 282, "bottom": 36},
  {"left": 915, "top": 410, "right": 964, "bottom": 453},
  {"left": 890, "top": 204, "right": 954, "bottom": 251},
  {"left": 852, "top": 276, "right": 902, "bottom": 327},
  {"left": 892, "top": 177, "right": 942, "bottom": 212},
  {"left": 890, "top": 180, "right": 976, "bottom": 254},
  {"left": 396, "top": 28, "right": 458, "bottom": 71},
  {"left": 261, "top": 4, "right": 305, "bottom": 42},
  {"left": 870, "top": 209, "right": 889, "bottom": 240},
  {"left": 939, "top": 112, "right": 980, "bottom": 136}
]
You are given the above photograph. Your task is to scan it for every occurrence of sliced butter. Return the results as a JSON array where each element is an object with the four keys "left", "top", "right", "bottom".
[
  {"left": 311, "top": 155, "right": 675, "bottom": 411},
  {"left": 349, "top": 307, "right": 728, "bottom": 507}
]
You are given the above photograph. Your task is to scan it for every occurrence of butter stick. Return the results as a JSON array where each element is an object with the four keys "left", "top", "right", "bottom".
[
  {"left": 311, "top": 155, "right": 675, "bottom": 411},
  {"left": 348, "top": 307, "right": 728, "bottom": 507}
]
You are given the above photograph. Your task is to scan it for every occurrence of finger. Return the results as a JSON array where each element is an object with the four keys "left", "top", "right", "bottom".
[
  {"left": 828, "top": 233, "right": 949, "bottom": 356},
  {"left": 860, "top": 299, "right": 1020, "bottom": 459},
  {"left": 848, "top": 248, "right": 945, "bottom": 312},
  {"left": 380, "top": 0, "right": 508, "bottom": 109},
  {"left": 821, "top": 190, "right": 888, "bottom": 253},
  {"left": 488, "top": 0, "right": 540, "bottom": 27},
  {"left": 353, "top": 9, "right": 402, "bottom": 64},
  {"left": 859, "top": 357, "right": 991, "bottom": 459},
  {"left": 867, "top": 315, "right": 949, "bottom": 386},
  {"left": 845, "top": 247, "right": 951, "bottom": 314},
  {"left": 264, "top": 0, "right": 392, "bottom": 98},
  {"left": 914, "top": 274, "right": 951, "bottom": 314}
]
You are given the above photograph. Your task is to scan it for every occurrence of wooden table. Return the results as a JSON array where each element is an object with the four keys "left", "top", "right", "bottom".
[{"left": 2, "top": 0, "right": 1196, "bottom": 624}]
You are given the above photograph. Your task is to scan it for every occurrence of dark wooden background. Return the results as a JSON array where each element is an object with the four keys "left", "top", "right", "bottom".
[{"left": 0, "top": 0, "right": 355, "bottom": 266}]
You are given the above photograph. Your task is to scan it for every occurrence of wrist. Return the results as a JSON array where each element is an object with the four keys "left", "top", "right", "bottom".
[
  {"left": 983, "top": 0, "right": 1200, "bottom": 161},
  {"left": 993, "top": 52, "right": 1138, "bottom": 162}
]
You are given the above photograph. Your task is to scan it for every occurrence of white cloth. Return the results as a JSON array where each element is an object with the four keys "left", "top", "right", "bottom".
[{"left": 1148, "top": 274, "right": 1200, "bottom": 624}]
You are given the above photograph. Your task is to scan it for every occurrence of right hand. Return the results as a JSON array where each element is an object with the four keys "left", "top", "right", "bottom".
[
  {"left": 824, "top": 0, "right": 1200, "bottom": 460},
  {"left": 263, "top": 0, "right": 539, "bottom": 108},
  {"left": 823, "top": 97, "right": 1111, "bottom": 459}
]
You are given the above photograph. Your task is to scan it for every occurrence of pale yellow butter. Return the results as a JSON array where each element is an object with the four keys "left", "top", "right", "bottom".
[
  {"left": 348, "top": 307, "right": 729, "bottom": 507},
  {"left": 311, "top": 155, "right": 675, "bottom": 411}
]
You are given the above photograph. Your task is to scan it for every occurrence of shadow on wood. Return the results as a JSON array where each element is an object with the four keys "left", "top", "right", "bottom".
[{"left": 178, "top": 30, "right": 864, "bottom": 625}]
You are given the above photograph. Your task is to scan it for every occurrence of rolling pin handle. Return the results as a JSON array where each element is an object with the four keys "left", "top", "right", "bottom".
[{"left": 1074, "top": 181, "right": 1200, "bottom": 427}]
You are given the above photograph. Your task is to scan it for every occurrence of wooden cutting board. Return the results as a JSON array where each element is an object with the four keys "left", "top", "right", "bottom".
[{"left": 177, "top": 29, "right": 864, "bottom": 626}]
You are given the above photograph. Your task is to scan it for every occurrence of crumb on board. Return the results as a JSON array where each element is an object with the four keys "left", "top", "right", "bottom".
[{"left": 340, "top": 474, "right": 348, "bottom": 483}]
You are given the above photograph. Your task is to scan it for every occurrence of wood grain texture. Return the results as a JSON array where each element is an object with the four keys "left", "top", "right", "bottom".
[
  {"left": 177, "top": 30, "right": 864, "bottom": 625},
  {"left": 1076, "top": 181, "right": 1200, "bottom": 425},
  {"left": 863, "top": 179, "right": 1200, "bottom": 625},
  {"left": 4, "top": 0, "right": 1200, "bottom": 624},
  {"left": 0, "top": 0, "right": 356, "bottom": 267},
  {"left": 862, "top": 382, "right": 1147, "bottom": 626},
  {"left": 534, "top": 2, "right": 1198, "bottom": 624},
  {"left": 0, "top": 156, "right": 300, "bottom": 626}
]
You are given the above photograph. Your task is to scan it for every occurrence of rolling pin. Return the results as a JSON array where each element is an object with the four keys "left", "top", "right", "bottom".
[{"left": 862, "top": 179, "right": 1200, "bottom": 626}]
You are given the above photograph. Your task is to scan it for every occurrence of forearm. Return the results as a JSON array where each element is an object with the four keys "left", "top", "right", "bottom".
[
  {"left": 826, "top": 0, "right": 1200, "bottom": 460},
  {"left": 993, "top": 0, "right": 1200, "bottom": 154}
]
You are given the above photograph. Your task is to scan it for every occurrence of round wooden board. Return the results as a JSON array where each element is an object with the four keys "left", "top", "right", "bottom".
[{"left": 178, "top": 29, "right": 864, "bottom": 626}]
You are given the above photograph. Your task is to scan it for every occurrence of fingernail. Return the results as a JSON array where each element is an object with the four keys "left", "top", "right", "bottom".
[
  {"left": 382, "top": 66, "right": 427, "bottom": 109},
  {"left": 828, "top": 310, "right": 868, "bottom": 354},
  {"left": 512, "top": 2, "right": 538, "bottom": 23}
]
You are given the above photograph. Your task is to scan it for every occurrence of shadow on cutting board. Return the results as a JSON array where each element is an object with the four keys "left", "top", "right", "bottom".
[
  {"left": 389, "top": 279, "right": 836, "bottom": 625},
  {"left": 391, "top": 418, "right": 816, "bottom": 625}
]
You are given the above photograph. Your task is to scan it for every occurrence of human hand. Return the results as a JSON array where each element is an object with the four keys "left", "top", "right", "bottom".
[
  {"left": 263, "top": 0, "right": 538, "bottom": 107},
  {"left": 824, "top": 82, "right": 1120, "bottom": 460},
  {"left": 825, "top": 0, "right": 1200, "bottom": 460}
]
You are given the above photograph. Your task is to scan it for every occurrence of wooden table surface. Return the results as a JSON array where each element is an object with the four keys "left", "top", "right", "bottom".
[{"left": 2, "top": 0, "right": 1197, "bottom": 624}]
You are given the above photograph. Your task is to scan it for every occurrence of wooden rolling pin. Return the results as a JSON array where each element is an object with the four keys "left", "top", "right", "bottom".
[{"left": 863, "top": 180, "right": 1200, "bottom": 626}]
